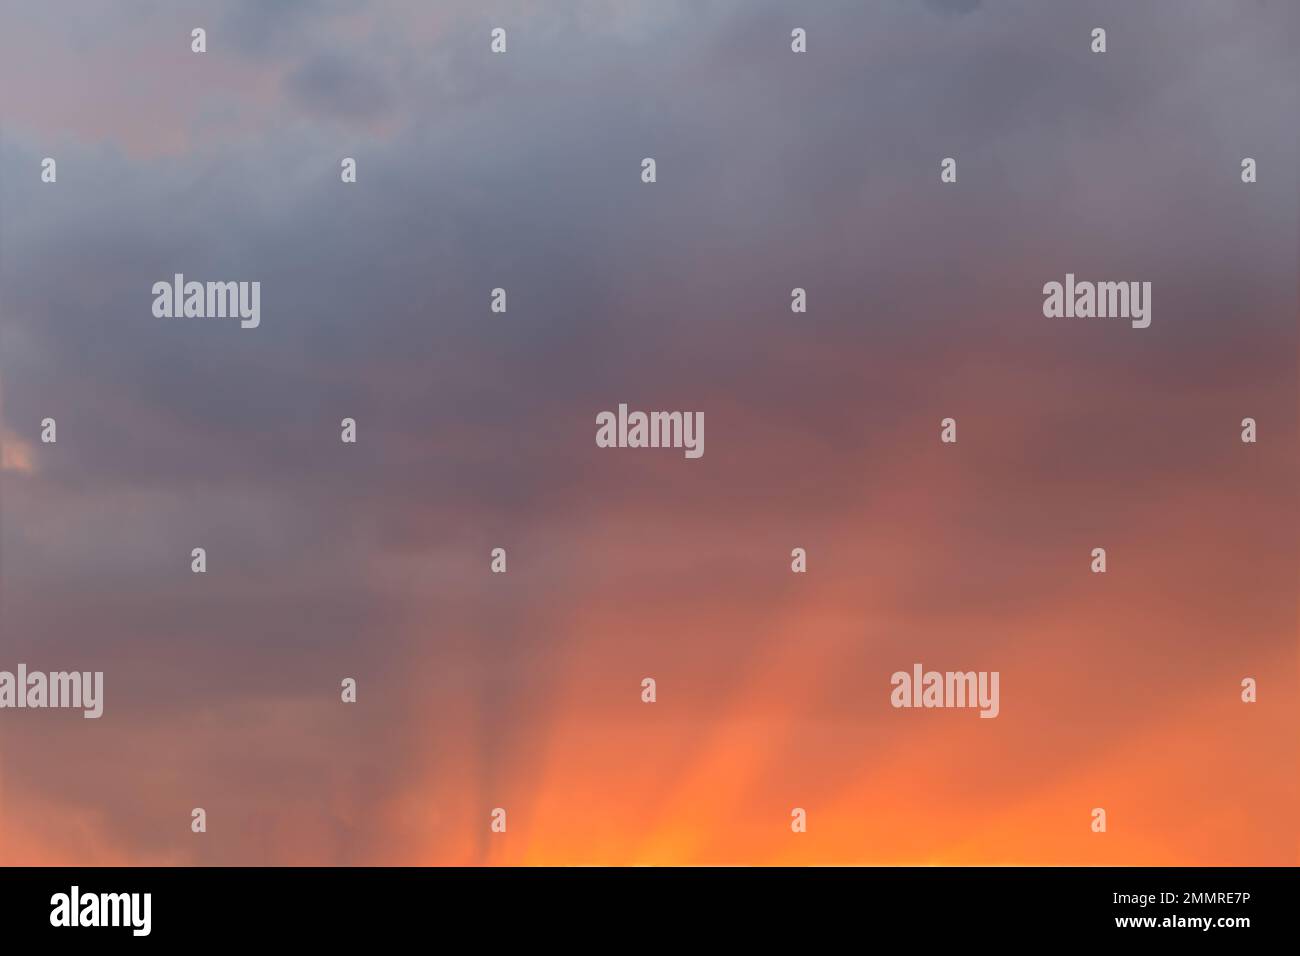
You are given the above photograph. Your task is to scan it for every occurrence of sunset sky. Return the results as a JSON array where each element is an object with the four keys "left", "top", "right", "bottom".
[{"left": 1, "top": 0, "right": 1296, "bottom": 866}]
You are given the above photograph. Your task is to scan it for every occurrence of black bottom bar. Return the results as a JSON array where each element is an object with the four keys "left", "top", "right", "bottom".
[{"left": 0, "top": 867, "right": 1291, "bottom": 943}]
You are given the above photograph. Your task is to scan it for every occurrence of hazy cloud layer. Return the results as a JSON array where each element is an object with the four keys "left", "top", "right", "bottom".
[{"left": 1, "top": 0, "right": 1295, "bottom": 864}]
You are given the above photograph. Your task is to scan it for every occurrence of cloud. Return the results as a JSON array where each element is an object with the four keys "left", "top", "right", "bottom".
[
  {"left": 284, "top": 51, "right": 394, "bottom": 122},
  {"left": 921, "top": 0, "right": 982, "bottom": 15},
  {"left": 0, "top": 0, "right": 1295, "bottom": 865},
  {"left": 1, "top": 427, "right": 35, "bottom": 474}
]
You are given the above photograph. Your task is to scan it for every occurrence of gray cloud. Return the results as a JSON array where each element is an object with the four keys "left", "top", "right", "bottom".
[
  {"left": 285, "top": 50, "right": 394, "bottom": 121},
  {"left": 0, "top": 0, "right": 1295, "bottom": 863},
  {"left": 921, "top": 0, "right": 983, "bottom": 15}
]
